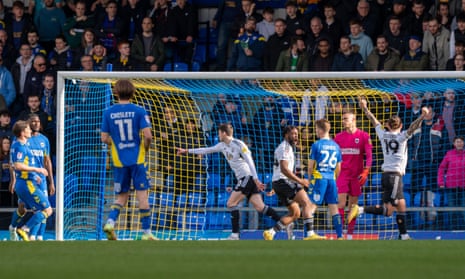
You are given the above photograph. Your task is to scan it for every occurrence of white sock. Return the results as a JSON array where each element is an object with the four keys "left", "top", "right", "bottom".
[{"left": 359, "top": 207, "right": 364, "bottom": 214}]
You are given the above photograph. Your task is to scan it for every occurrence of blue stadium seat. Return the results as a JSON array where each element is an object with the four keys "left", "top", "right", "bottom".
[
  {"left": 176, "top": 194, "right": 188, "bottom": 208},
  {"left": 191, "top": 61, "right": 201, "bottom": 71},
  {"left": 207, "top": 173, "right": 222, "bottom": 191},
  {"left": 188, "top": 192, "right": 204, "bottom": 208},
  {"left": 206, "top": 191, "right": 216, "bottom": 207},
  {"left": 183, "top": 212, "right": 206, "bottom": 230},
  {"left": 165, "top": 175, "right": 174, "bottom": 188},
  {"left": 217, "top": 191, "right": 231, "bottom": 207},
  {"left": 403, "top": 192, "right": 411, "bottom": 207},
  {"left": 365, "top": 192, "right": 381, "bottom": 206},
  {"left": 206, "top": 212, "right": 231, "bottom": 230},
  {"left": 193, "top": 44, "right": 206, "bottom": 63},
  {"left": 159, "top": 193, "right": 174, "bottom": 208},
  {"left": 403, "top": 172, "right": 412, "bottom": 190},
  {"left": 370, "top": 173, "right": 382, "bottom": 187},
  {"left": 173, "top": 62, "right": 189, "bottom": 71},
  {"left": 148, "top": 191, "right": 158, "bottom": 207}
]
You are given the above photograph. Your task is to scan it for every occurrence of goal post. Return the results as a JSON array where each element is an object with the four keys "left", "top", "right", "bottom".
[{"left": 56, "top": 71, "right": 465, "bottom": 241}]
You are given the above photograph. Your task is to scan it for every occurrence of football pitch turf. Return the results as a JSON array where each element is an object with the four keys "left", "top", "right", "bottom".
[{"left": 0, "top": 241, "right": 464, "bottom": 279}]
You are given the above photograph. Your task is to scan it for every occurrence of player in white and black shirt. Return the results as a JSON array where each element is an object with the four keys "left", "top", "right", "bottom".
[
  {"left": 348, "top": 98, "right": 428, "bottom": 240},
  {"left": 263, "top": 125, "right": 320, "bottom": 240},
  {"left": 177, "top": 123, "right": 281, "bottom": 240}
]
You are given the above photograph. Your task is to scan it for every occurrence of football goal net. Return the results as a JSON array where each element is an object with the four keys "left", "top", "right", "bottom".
[{"left": 55, "top": 71, "right": 465, "bottom": 240}]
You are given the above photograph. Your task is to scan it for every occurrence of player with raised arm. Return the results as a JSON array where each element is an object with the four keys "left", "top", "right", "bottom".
[
  {"left": 11, "top": 120, "right": 52, "bottom": 241},
  {"left": 334, "top": 111, "right": 372, "bottom": 239},
  {"left": 101, "top": 79, "right": 156, "bottom": 241},
  {"left": 177, "top": 123, "right": 281, "bottom": 240},
  {"left": 263, "top": 125, "right": 323, "bottom": 240},
  {"left": 307, "top": 119, "right": 343, "bottom": 240},
  {"left": 348, "top": 98, "right": 428, "bottom": 240}
]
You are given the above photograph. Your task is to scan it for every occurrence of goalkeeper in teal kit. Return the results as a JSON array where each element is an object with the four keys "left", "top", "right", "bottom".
[{"left": 101, "top": 79, "right": 156, "bottom": 240}]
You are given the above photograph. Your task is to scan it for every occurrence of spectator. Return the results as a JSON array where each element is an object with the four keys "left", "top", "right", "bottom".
[
  {"left": 306, "top": 16, "right": 332, "bottom": 56},
  {"left": 449, "top": 0, "right": 464, "bottom": 18},
  {"left": 440, "top": 88, "right": 465, "bottom": 145},
  {"left": 48, "top": 35, "right": 74, "bottom": 71},
  {"left": 40, "top": 72, "right": 56, "bottom": 152},
  {"left": 322, "top": 3, "right": 344, "bottom": 50},
  {"left": 396, "top": 35, "right": 430, "bottom": 70},
  {"left": 365, "top": 35, "right": 400, "bottom": 71},
  {"left": 435, "top": 1, "right": 452, "bottom": 30},
  {"left": 90, "top": 42, "right": 108, "bottom": 71},
  {"left": 383, "top": 0, "right": 409, "bottom": 33},
  {"left": 227, "top": 16, "right": 265, "bottom": 71},
  {"left": 354, "top": 0, "right": 379, "bottom": 41},
  {"left": 10, "top": 43, "right": 33, "bottom": 115},
  {"left": 24, "top": 54, "right": 48, "bottom": 100},
  {"left": 449, "top": 12, "right": 465, "bottom": 58},
  {"left": 299, "top": 79, "right": 329, "bottom": 127},
  {"left": 309, "top": 37, "right": 334, "bottom": 71},
  {"left": 263, "top": 18, "right": 291, "bottom": 71},
  {"left": 121, "top": 0, "right": 145, "bottom": 43},
  {"left": 27, "top": 29, "right": 46, "bottom": 57},
  {"left": 450, "top": 0, "right": 465, "bottom": 31},
  {"left": 331, "top": 35, "right": 365, "bottom": 71},
  {"left": 0, "top": 109, "right": 13, "bottom": 139},
  {"left": 422, "top": 15, "right": 450, "bottom": 70},
  {"left": 95, "top": 0, "right": 123, "bottom": 59},
  {"left": 17, "top": 94, "right": 50, "bottom": 136},
  {"left": 256, "top": 6, "right": 275, "bottom": 41},
  {"left": 329, "top": 0, "right": 358, "bottom": 28},
  {"left": 35, "top": 0, "right": 66, "bottom": 54},
  {"left": 410, "top": 104, "right": 445, "bottom": 221},
  {"left": 348, "top": 18, "right": 373, "bottom": 62},
  {"left": 252, "top": 96, "right": 286, "bottom": 173},
  {"left": 157, "top": 104, "right": 183, "bottom": 193},
  {"left": 167, "top": 0, "right": 197, "bottom": 66},
  {"left": 233, "top": 0, "right": 263, "bottom": 38},
  {"left": 211, "top": 0, "right": 242, "bottom": 71},
  {"left": 150, "top": 0, "right": 172, "bottom": 61},
  {"left": 0, "top": 136, "right": 13, "bottom": 207},
  {"left": 284, "top": 0, "right": 306, "bottom": 37},
  {"left": 447, "top": 53, "right": 465, "bottom": 70},
  {"left": 111, "top": 40, "right": 136, "bottom": 71},
  {"left": 4, "top": 1, "right": 32, "bottom": 51},
  {"left": 80, "top": 54, "right": 95, "bottom": 71},
  {"left": 74, "top": 28, "right": 97, "bottom": 66},
  {"left": 383, "top": 15, "right": 409, "bottom": 57},
  {"left": 30, "top": 0, "right": 64, "bottom": 23},
  {"left": 63, "top": 1, "right": 95, "bottom": 49},
  {"left": 0, "top": 30, "right": 17, "bottom": 69},
  {"left": 131, "top": 17, "right": 165, "bottom": 71},
  {"left": 406, "top": 0, "right": 430, "bottom": 38},
  {"left": 0, "top": 56, "right": 15, "bottom": 111},
  {"left": 437, "top": 136, "right": 465, "bottom": 230},
  {"left": 275, "top": 36, "right": 309, "bottom": 71}
]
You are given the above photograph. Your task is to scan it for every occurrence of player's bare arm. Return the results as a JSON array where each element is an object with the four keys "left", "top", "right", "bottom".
[
  {"left": 101, "top": 132, "right": 111, "bottom": 145},
  {"left": 406, "top": 106, "right": 429, "bottom": 136},
  {"left": 359, "top": 97, "right": 380, "bottom": 127},
  {"left": 281, "top": 160, "right": 308, "bottom": 187},
  {"left": 142, "top": 127, "right": 152, "bottom": 151},
  {"left": 176, "top": 147, "right": 188, "bottom": 155}
]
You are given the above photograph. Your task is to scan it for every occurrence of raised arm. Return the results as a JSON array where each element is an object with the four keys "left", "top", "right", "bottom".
[
  {"left": 359, "top": 97, "right": 381, "bottom": 127},
  {"left": 406, "top": 107, "right": 429, "bottom": 137}
]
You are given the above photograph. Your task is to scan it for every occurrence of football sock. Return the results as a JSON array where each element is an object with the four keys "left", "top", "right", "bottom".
[
  {"left": 365, "top": 205, "right": 386, "bottom": 216},
  {"left": 140, "top": 208, "right": 151, "bottom": 231},
  {"left": 338, "top": 208, "right": 345, "bottom": 228},
  {"left": 332, "top": 214, "right": 343, "bottom": 238},
  {"left": 396, "top": 211, "right": 408, "bottom": 235},
  {"left": 108, "top": 204, "right": 123, "bottom": 223},
  {"left": 303, "top": 218, "right": 314, "bottom": 236},
  {"left": 10, "top": 209, "right": 26, "bottom": 228},
  {"left": 230, "top": 207, "right": 240, "bottom": 234},
  {"left": 263, "top": 205, "right": 280, "bottom": 222}
]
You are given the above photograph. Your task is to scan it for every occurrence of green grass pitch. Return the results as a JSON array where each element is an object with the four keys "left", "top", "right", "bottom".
[{"left": 0, "top": 241, "right": 463, "bottom": 279}]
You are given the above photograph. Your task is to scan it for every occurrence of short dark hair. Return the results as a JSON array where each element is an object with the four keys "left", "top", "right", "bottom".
[{"left": 218, "top": 123, "right": 233, "bottom": 136}]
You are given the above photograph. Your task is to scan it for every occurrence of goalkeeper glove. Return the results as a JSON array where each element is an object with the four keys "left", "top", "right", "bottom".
[{"left": 358, "top": 168, "right": 370, "bottom": 186}]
